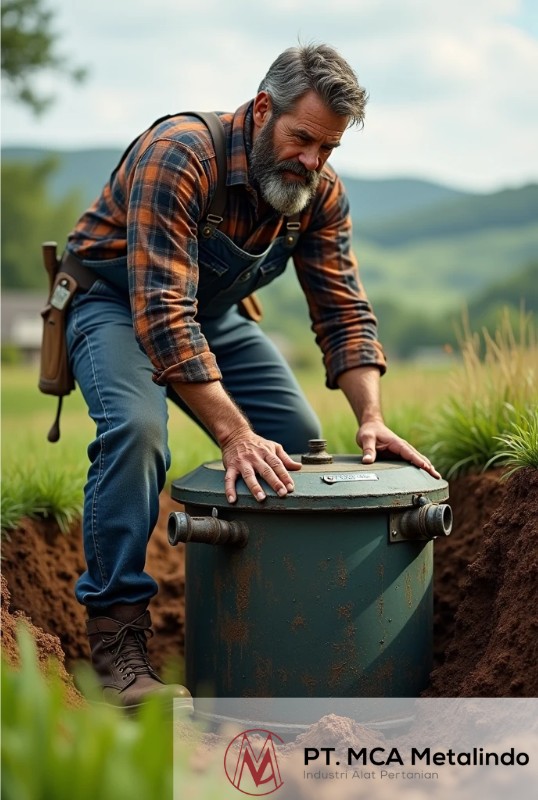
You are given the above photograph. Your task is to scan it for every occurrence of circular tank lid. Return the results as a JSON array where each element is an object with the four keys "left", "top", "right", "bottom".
[{"left": 170, "top": 451, "right": 449, "bottom": 512}]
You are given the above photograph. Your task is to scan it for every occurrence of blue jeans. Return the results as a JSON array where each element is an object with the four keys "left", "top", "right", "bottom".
[{"left": 66, "top": 279, "right": 320, "bottom": 610}]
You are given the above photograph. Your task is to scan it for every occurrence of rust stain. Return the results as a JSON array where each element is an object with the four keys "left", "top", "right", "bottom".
[
  {"left": 337, "top": 603, "right": 353, "bottom": 620},
  {"left": 328, "top": 661, "right": 347, "bottom": 690},
  {"left": 335, "top": 554, "right": 348, "bottom": 588},
  {"left": 220, "top": 614, "right": 250, "bottom": 646},
  {"left": 277, "top": 668, "right": 289, "bottom": 685},
  {"left": 255, "top": 657, "right": 274, "bottom": 696},
  {"left": 301, "top": 673, "right": 318, "bottom": 696},
  {"left": 282, "top": 554, "right": 296, "bottom": 577},
  {"left": 359, "top": 656, "right": 395, "bottom": 696},
  {"left": 328, "top": 622, "right": 361, "bottom": 691},
  {"left": 405, "top": 573, "right": 413, "bottom": 607},
  {"left": 318, "top": 558, "right": 330, "bottom": 572},
  {"left": 291, "top": 614, "right": 306, "bottom": 631},
  {"left": 377, "top": 594, "right": 385, "bottom": 617},
  {"left": 232, "top": 559, "right": 258, "bottom": 615},
  {"left": 419, "top": 557, "right": 428, "bottom": 586}
]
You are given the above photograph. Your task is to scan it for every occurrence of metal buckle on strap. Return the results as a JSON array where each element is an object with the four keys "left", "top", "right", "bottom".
[
  {"left": 201, "top": 213, "right": 224, "bottom": 238},
  {"left": 285, "top": 220, "right": 301, "bottom": 247}
]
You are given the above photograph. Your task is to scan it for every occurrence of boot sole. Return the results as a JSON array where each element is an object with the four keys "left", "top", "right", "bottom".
[{"left": 88, "top": 697, "right": 194, "bottom": 716}]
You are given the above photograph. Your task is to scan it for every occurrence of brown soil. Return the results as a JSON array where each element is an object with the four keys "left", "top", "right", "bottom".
[{"left": 1, "top": 468, "right": 537, "bottom": 698}]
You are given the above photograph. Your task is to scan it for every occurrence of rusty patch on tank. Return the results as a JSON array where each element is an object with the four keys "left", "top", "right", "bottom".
[
  {"left": 232, "top": 559, "right": 258, "bottom": 615},
  {"left": 377, "top": 594, "right": 385, "bottom": 617},
  {"left": 301, "top": 673, "right": 318, "bottom": 696},
  {"left": 328, "top": 661, "right": 347, "bottom": 688},
  {"left": 359, "top": 657, "right": 395, "bottom": 696},
  {"left": 419, "top": 557, "right": 428, "bottom": 586},
  {"left": 328, "top": 623, "right": 361, "bottom": 690},
  {"left": 282, "top": 554, "right": 296, "bottom": 577},
  {"left": 220, "top": 615, "right": 250, "bottom": 646},
  {"left": 335, "top": 555, "right": 348, "bottom": 588},
  {"left": 255, "top": 657, "right": 274, "bottom": 696},
  {"left": 277, "top": 668, "right": 289, "bottom": 685},
  {"left": 337, "top": 603, "right": 353, "bottom": 619},
  {"left": 405, "top": 573, "right": 413, "bottom": 607},
  {"left": 291, "top": 614, "right": 306, "bottom": 630}
]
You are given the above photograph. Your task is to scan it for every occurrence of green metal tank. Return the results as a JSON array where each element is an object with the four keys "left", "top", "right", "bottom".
[{"left": 169, "top": 441, "right": 451, "bottom": 699}]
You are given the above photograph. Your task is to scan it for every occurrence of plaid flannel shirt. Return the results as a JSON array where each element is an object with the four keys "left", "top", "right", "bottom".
[{"left": 67, "top": 100, "right": 387, "bottom": 388}]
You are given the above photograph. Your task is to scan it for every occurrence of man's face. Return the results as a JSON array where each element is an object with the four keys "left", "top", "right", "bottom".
[{"left": 251, "top": 90, "right": 348, "bottom": 216}]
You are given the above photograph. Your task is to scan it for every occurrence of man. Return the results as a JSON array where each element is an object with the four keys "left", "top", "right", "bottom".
[{"left": 64, "top": 43, "right": 440, "bottom": 709}]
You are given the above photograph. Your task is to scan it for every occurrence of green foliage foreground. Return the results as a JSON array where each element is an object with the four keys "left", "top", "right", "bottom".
[{"left": 2, "top": 626, "right": 174, "bottom": 800}]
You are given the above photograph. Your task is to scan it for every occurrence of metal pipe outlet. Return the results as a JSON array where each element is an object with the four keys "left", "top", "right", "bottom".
[{"left": 168, "top": 509, "right": 249, "bottom": 548}]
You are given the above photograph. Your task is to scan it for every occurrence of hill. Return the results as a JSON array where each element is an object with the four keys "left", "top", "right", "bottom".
[
  {"left": 360, "top": 183, "right": 538, "bottom": 246},
  {"left": 1, "top": 148, "right": 122, "bottom": 216},
  {"left": 2, "top": 146, "right": 471, "bottom": 224}
]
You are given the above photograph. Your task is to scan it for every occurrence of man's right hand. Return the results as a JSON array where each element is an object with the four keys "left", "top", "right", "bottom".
[
  {"left": 220, "top": 427, "right": 301, "bottom": 504},
  {"left": 171, "top": 380, "right": 301, "bottom": 504}
]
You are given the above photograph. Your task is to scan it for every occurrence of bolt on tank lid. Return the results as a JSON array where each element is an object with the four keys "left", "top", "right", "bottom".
[{"left": 301, "top": 438, "right": 333, "bottom": 465}]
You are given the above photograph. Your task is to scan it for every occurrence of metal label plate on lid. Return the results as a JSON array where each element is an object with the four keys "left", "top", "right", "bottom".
[{"left": 322, "top": 472, "right": 379, "bottom": 484}]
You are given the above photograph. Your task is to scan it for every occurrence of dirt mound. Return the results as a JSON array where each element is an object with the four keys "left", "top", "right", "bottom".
[
  {"left": 428, "top": 467, "right": 538, "bottom": 696},
  {"left": 0, "top": 493, "right": 185, "bottom": 675},
  {"left": 431, "top": 469, "right": 509, "bottom": 668},
  {"left": 1, "top": 573, "right": 83, "bottom": 707},
  {"left": 1, "top": 468, "right": 536, "bottom": 697}
]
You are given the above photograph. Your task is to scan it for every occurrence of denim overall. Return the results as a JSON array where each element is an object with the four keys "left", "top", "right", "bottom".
[{"left": 66, "top": 225, "right": 321, "bottom": 610}]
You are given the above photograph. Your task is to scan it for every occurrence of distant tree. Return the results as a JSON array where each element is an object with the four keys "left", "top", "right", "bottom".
[
  {"left": 1, "top": 159, "right": 83, "bottom": 289},
  {"left": 1, "top": 0, "right": 86, "bottom": 114}
]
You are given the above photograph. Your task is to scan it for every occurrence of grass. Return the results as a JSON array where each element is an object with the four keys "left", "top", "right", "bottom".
[
  {"left": 419, "top": 311, "right": 537, "bottom": 477},
  {"left": 2, "top": 625, "right": 175, "bottom": 800},
  {"left": 487, "top": 407, "right": 538, "bottom": 478}
]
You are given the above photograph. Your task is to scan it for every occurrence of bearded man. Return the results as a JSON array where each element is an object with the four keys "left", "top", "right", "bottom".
[{"left": 61, "top": 43, "right": 440, "bottom": 709}]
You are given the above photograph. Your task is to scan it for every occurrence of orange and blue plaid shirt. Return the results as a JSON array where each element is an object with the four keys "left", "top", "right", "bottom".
[{"left": 67, "top": 101, "right": 386, "bottom": 388}]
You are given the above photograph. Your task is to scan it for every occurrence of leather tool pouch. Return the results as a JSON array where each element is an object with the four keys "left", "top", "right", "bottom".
[
  {"left": 38, "top": 242, "right": 77, "bottom": 441},
  {"left": 39, "top": 270, "right": 77, "bottom": 397}
]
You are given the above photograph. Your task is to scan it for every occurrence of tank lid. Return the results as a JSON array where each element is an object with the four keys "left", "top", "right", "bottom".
[{"left": 170, "top": 453, "right": 449, "bottom": 512}]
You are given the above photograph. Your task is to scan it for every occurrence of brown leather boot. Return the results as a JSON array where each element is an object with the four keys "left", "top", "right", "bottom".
[{"left": 87, "top": 603, "right": 193, "bottom": 712}]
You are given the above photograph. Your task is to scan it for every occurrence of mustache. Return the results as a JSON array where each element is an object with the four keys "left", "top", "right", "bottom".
[{"left": 274, "top": 159, "right": 314, "bottom": 181}]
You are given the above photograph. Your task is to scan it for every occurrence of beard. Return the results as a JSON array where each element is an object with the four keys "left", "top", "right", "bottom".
[{"left": 250, "top": 117, "right": 321, "bottom": 216}]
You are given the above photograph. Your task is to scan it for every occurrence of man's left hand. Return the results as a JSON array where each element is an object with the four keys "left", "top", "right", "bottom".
[{"left": 358, "top": 419, "right": 441, "bottom": 479}]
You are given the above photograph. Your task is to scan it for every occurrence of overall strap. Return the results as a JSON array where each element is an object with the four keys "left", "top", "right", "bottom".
[{"left": 110, "top": 111, "right": 227, "bottom": 233}]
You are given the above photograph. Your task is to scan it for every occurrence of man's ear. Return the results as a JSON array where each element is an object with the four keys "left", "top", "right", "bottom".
[{"left": 253, "top": 91, "right": 273, "bottom": 131}]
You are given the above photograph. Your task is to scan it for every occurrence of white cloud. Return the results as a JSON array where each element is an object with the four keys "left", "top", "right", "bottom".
[{"left": 2, "top": 0, "right": 537, "bottom": 191}]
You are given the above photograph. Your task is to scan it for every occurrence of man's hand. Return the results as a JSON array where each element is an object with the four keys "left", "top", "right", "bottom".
[
  {"left": 358, "top": 419, "right": 441, "bottom": 479},
  {"left": 221, "top": 428, "right": 302, "bottom": 503},
  {"left": 171, "top": 381, "right": 302, "bottom": 503}
]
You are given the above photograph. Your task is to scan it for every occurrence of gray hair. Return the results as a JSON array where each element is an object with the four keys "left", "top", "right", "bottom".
[{"left": 258, "top": 43, "right": 368, "bottom": 128}]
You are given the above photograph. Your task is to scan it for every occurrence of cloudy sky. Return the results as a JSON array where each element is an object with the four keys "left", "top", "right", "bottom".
[{"left": 2, "top": 0, "right": 537, "bottom": 192}]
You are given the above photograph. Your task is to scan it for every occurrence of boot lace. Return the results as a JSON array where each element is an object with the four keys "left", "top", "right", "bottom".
[{"left": 105, "top": 617, "right": 155, "bottom": 680}]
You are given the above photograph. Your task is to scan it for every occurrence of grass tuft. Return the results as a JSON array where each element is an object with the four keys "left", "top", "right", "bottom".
[
  {"left": 419, "top": 310, "right": 537, "bottom": 477},
  {"left": 1, "top": 458, "right": 85, "bottom": 534},
  {"left": 486, "top": 407, "right": 538, "bottom": 479}
]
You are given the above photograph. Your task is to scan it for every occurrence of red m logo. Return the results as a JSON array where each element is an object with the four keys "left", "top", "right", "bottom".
[{"left": 224, "top": 729, "right": 284, "bottom": 795}]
